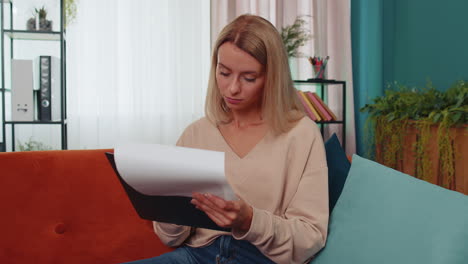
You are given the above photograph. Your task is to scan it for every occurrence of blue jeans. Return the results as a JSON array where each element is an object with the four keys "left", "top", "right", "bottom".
[{"left": 123, "top": 235, "right": 276, "bottom": 264}]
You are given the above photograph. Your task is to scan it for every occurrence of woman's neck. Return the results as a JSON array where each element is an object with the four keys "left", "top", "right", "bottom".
[{"left": 230, "top": 109, "right": 264, "bottom": 129}]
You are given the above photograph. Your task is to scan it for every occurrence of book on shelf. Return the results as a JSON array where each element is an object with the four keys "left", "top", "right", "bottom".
[
  {"left": 306, "top": 91, "right": 337, "bottom": 121},
  {"left": 311, "top": 92, "right": 338, "bottom": 121},
  {"left": 296, "top": 90, "right": 339, "bottom": 122},
  {"left": 300, "top": 91, "right": 323, "bottom": 121},
  {"left": 296, "top": 90, "right": 319, "bottom": 121},
  {"left": 305, "top": 91, "right": 332, "bottom": 121}
]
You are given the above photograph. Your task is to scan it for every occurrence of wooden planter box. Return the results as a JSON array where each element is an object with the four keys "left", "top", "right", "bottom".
[{"left": 376, "top": 123, "right": 467, "bottom": 194}]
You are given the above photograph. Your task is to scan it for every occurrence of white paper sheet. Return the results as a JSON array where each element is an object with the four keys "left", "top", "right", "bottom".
[{"left": 114, "top": 144, "right": 236, "bottom": 200}]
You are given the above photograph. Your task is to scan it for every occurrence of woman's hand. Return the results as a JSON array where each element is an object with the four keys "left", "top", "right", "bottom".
[{"left": 191, "top": 192, "right": 253, "bottom": 232}]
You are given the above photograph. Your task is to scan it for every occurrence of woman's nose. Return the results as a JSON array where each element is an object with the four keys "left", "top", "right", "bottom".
[{"left": 229, "top": 78, "right": 241, "bottom": 94}]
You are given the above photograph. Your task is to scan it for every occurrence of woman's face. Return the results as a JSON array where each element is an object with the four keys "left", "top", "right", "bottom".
[{"left": 216, "top": 42, "right": 265, "bottom": 113}]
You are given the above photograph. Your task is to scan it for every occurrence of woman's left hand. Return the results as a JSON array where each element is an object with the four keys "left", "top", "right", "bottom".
[{"left": 191, "top": 192, "right": 253, "bottom": 232}]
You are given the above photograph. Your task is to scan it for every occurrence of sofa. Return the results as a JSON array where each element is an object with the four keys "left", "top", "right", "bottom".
[
  {"left": 0, "top": 149, "right": 173, "bottom": 264},
  {"left": 1, "top": 145, "right": 467, "bottom": 264}
]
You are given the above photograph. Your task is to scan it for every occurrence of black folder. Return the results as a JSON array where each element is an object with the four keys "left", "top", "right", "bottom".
[{"left": 105, "top": 152, "right": 229, "bottom": 232}]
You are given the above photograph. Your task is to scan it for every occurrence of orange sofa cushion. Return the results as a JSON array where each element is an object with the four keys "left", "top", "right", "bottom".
[{"left": 0, "top": 149, "right": 173, "bottom": 264}]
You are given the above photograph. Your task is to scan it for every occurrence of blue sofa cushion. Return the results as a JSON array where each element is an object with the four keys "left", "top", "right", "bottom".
[
  {"left": 324, "top": 133, "right": 351, "bottom": 213},
  {"left": 312, "top": 155, "right": 468, "bottom": 264}
]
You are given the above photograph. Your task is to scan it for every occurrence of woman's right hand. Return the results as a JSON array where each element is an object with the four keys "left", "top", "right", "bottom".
[{"left": 191, "top": 192, "right": 253, "bottom": 232}]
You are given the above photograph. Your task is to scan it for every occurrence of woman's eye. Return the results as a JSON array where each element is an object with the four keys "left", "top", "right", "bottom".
[
  {"left": 244, "top": 77, "right": 256, "bottom": 83},
  {"left": 219, "top": 72, "right": 230, "bottom": 77}
]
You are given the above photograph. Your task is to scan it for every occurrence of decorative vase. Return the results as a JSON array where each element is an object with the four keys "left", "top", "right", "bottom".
[
  {"left": 288, "top": 57, "right": 298, "bottom": 80},
  {"left": 27, "top": 18, "right": 35, "bottom": 30},
  {"left": 26, "top": 18, "right": 52, "bottom": 31},
  {"left": 39, "top": 18, "right": 52, "bottom": 31}
]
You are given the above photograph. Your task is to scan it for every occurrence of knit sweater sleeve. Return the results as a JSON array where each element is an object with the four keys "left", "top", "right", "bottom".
[{"left": 232, "top": 123, "right": 329, "bottom": 264}]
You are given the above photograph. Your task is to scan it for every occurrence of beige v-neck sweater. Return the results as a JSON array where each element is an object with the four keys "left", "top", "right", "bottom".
[{"left": 153, "top": 117, "right": 329, "bottom": 264}]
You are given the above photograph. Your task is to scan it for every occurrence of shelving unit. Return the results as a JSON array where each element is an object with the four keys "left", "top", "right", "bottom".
[
  {"left": 4, "top": 29, "right": 62, "bottom": 40},
  {"left": 294, "top": 79, "right": 346, "bottom": 150},
  {"left": 1, "top": 0, "right": 67, "bottom": 152}
]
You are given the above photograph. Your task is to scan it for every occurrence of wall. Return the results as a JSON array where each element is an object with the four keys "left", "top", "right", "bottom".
[
  {"left": 385, "top": 0, "right": 468, "bottom": 90},
  {"left": 352, "top": 0, "right": 468, "bottom": 156}
]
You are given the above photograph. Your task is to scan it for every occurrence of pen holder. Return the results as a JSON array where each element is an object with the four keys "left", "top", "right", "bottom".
[{"left": 313, "top": 64, "right": 325, "bottom": 79}]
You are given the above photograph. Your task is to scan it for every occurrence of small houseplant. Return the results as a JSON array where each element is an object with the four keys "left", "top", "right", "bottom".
[
  {"left": 26, "top": 1, "right": 77, "bottom": 31},
  {"left": 17, "top": 138, "right": 53, "bottom": 151},
  {"left": 280, "top": 16, "right": 312, "bottom": 79},
  {"left": 27, "top": 6, "right": 52, "bottom": 31},
  {"left": 361, "top": 80, "right": 468, "bottom": 190},
  {"left": 280, "top": 16, "right": 312, "bottom": 58}
]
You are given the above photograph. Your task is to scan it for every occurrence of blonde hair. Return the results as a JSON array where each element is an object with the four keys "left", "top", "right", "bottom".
[{"left": 205, "top": 14, "right": 305, "bottom": 135}]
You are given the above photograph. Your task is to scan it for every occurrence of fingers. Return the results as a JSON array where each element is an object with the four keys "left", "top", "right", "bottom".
[
  {"left": 191, "top": 192, "right": 241, "bottom": 228},
  {"left": 191, "top": 196, "right": 230, "bottom": 227},
  {"left": 225, "top": 200, "right": 241, "bottom": 211},
  {"left": 192, "top": 192, "right": 242, "bottom": 213},
  {"left": 192, "top": 193, "right": 230, "bottom": 218},
  {"left": 204, "top": 207, "right": 231, "bottom": 227},
  {"left": 192, "top": 193, "right": 226, "bottom": 211}
]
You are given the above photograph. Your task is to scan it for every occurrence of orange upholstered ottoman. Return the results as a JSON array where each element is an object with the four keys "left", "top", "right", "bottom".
[{"left": 0, "top": 149, "right": 172, "bottom": 264}]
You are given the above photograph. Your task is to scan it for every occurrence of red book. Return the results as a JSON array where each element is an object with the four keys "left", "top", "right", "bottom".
[
  {"left": 305, "top": 91, "right": 333, "bottom": 121},
  {"left": 312, "top": 92, "right": 338, "bottom": 121},
  {"left": 296, "top": 90, "right": 318, "bottom": 121}
]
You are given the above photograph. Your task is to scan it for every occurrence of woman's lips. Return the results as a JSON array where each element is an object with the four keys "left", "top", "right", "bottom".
[{"left": 225, "top": 97, "right": 243, "bottom": 105}]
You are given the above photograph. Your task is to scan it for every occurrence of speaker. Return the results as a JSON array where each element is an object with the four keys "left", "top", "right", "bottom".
[
  {"left": 37, "top": 56, "right": 61, "bottom": 121},
  {"left": 11, "top": 59, "right": 34, "bottom": 121}
]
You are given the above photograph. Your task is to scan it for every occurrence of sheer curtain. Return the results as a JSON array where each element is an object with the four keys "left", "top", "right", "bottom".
[
  {"left": 211, "top": 0, "right": 356, "bottom": 154},
  {"left": 314, "top": 0, "right": 356, "bottom": 155},
  {"left": 66, "top": 0, "right": 210, "bottom": 149}
]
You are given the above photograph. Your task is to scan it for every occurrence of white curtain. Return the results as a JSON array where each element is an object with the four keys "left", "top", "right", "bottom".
[
  {"left": 66, "top": 0, "right": 211, "bottom": 149},
  {"left": 211, "top": 0, "right": 356, "bottom": 154}
]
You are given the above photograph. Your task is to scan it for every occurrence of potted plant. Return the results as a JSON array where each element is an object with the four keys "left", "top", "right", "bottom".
[
  {"left": 27, "top": 6, "right": 52, "bottom": 31},
  {"left": 280, "top": 16, "right": 312, "bottom": 79},
  {"left": 361, "top": 81, "right": 468, "bottom": 192},
  {"left": 26, "top": 1, "right": 78, "bottom": 30},
  {"left": 17, "top": 137, "right": 53, "bottom": 151}
]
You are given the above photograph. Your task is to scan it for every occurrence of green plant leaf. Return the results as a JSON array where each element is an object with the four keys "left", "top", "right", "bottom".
[
  {"left": 452, "top": 112, "right": 462, "bottom": 123},
  {"left": 281, "top": 16, "right": 311, "bottom": 58},
  {"left": 361, "top": 80, "right": 468, "bottom": 126}
]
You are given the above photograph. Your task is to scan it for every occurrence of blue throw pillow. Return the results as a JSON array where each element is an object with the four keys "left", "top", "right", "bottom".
[
  {"left": 312, "top": 155, "right": 468, "bottom": 264},
  {"left": 324, "top": 133, "right": 351, "bottom": 213}
]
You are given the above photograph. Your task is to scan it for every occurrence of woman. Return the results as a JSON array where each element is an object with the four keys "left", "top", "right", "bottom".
[{"left": 128, "top": 14, "right": 328, "bottom": 264}]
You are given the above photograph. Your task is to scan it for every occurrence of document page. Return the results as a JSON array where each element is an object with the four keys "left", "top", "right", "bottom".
[{"left": 114, "top": 144, "right": 236, "bottom": 200}]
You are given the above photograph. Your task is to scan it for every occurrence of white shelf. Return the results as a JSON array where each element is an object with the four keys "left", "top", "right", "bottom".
[{"left": 4, "top": 30, "right": 62, "bottom": 41}]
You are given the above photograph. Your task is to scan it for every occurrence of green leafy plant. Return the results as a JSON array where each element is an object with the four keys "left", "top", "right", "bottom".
[
  {"left": 17, "top": 138, "right": 53, "bottom": 151},
  {"left": 64, "top": 0, "right": 78, "bottom": 28},
  {"left": 280, "top": 16, "right": 312, "bottom": 58},
  {"left": 27, "top": 1, "right": 77, "bottom": 29},
  {"left": 35, "top": 6, "right": 47, "bottom": 19},
  {"left": 361, "top": 80, "right": 468, "bottom": 188},
  {"left": 28, "top": 6, "right": 52, "bottom": 31}
]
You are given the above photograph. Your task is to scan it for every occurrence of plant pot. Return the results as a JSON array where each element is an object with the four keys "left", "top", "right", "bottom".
[
  {"left": 26, "top": 18, "right": 35, "bottom": 30},
  {"left": 26, "top": 18, "right": 52, "bottom": 31},
  {"left": 288, "top": 57, "right": 298, "bottom": 80},
  {"left": 376, "top": 121, "right": 467, "bottom": 194}
]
